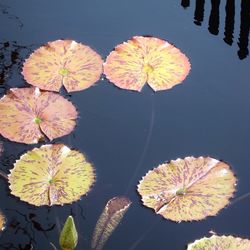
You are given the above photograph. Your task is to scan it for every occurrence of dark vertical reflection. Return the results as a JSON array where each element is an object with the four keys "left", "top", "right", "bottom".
[
  {"left": 208, "top": 0, "right": 221, "bottom": 35},
  {"left": 181, "top": 0, "right": 190, "bottom": 9},
  {"left": 194, "top": 0, "right": 205, "bottom": 26},
  {"left": 237, "top": 0, "right": 250, "bottom": 59},
  {"left": 224, "top": 0, "right": 235, "bottom": 45},
  {"left": 0, "top": 41, "right": 29, "bottom": 85}
]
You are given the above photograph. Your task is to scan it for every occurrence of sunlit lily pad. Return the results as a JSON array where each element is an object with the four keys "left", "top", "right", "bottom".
[
  {"left": 0, "top": 87, "right": 77, "bottom": 144},
  {"left": 22, "top": 40, "right": 103, "bottom": 92},
  {"left": 8, "top": 144, "right": 95, "bottom": 206},
  {"left": 104, "top": 36, "right": 191, "bottom": 91},
  {"left": 137, "top": 156, "right": 236, "bottom": 222},
  {"left": 187, "top": 235, "right": 250, "bottom": 250},
  {"left": 91, "top": 196, "right": 131, "bottom": 250}
]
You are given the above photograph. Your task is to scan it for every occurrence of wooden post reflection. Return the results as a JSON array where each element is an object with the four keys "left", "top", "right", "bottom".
[
  {"left": 181, "top": 0, "right": 249, "bottom": 59},
  {"left": 181, "top": 0, "right": 190, "bottom": 8},
  {"left": 194, "top": 0, "right": 205, "bottom": 26},
  {"left": 224, "top": 0, "right": 235, "bottom": 45},
  {"left": 237, "top": 0, "right": 250, "bottom": 59},
  {"left": 208, "top": 0, "right": 221, "bottom": 35}
]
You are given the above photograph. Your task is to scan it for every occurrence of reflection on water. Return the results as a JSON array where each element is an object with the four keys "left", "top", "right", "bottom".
[
  {"left": 0, "top": 208, "right": 57, "bottom": 249},
  {"left": 224, "top": 0, "right": 234, "bottom": 46},
  {"left": 208, "top": 0, "right": 220, "bottom": 35},
  {"left": 181, "top": 0, "right": 250, "bottom": 59},
  {"left": 194, "top": 0, "right": 205, "bottom": 26},
  {"left": 0, "top": 209, "right": 36, "bottom": 250},
  {"left": 0, "top": 41, "right": 32, "bottom": 94},
  {"left": 181, "top": 0, "right": 190, "bottom": 9},
  {"left": 238, "top": 0, "right": 250, "bottom": 59}
]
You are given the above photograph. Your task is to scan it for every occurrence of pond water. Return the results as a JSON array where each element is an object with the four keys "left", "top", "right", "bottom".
[{"left": 0, "top": 0, "right": 250, "bottom": 249}]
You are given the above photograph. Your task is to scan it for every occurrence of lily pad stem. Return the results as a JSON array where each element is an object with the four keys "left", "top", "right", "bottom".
[
  {"left": 0, "top": 170, "right": 8, "bottom": 180},
  {"left": 50, "top": 242, "right": 58, "bottom": 250}
]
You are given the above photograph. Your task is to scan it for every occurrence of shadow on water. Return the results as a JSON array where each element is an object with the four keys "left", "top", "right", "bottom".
[
  {"left": 181, "top": 0, "right": 250, "bottom": 60},
  {"left": 181, "top": 0, "right": 190, "bottom": 9},
  {"left": 0, "top": 209, "right": 37, "bottom": 250},
  {"left": 193, "top": 0, "right": 205, "bottom": 26},
  {"left": 208, "top": 0, "right": 220, "bottom": 36},
  {"left": 224, "top": 0, "right": 235, "bottom": 46},
  {"left": 0, "top": 41, "right": 34, "bottom": 94},
  {"left": 0, "top": 3, "right": 34, "bottom": 92}
]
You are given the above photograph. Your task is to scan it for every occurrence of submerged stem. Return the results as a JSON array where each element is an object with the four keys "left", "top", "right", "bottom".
[
  {"left": 0, "top": 170, "right": 8, "bottom": 180},
  {"left": 230, "top": 192, "right": 250, "bottom": 207},
  {"left": 125, "top": 93, "right": 155, "bottom": 194},
  {"left": 50, "top": 242, "right": 58, "bottom": 250}
]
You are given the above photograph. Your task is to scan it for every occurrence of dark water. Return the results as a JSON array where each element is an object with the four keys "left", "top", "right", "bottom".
[{"left": 0, "top": 0, "right": 250, "bottom": 249}]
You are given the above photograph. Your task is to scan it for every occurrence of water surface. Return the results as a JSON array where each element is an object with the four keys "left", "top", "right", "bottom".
[{"left": 0, "top": 0, "right": 250, "bottom": 249}]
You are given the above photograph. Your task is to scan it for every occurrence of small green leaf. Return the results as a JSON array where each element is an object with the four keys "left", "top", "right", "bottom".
[{"left": 59, "top": 216, "right": 78, "bottom": 250}]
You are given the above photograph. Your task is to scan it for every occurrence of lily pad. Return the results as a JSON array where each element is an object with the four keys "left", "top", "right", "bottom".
[
  {"left": 91, "top": 196, "right": 131, "bottom": 250},
  {"left": 22, "top": 40, "right": 103, "bottom": 92},
  {"left": 0, "top": 87, "right": 77, "bottom": 144},
  {"left": 137, "top": 156, "right": 236, "bottom": 222},
  {"left": 187, "top": 235, "right": 250, "bottom": 250},
  {"left": 8, "top": 144, "right": 95, "bottom": 206},
  {"left": 104, "top": 36, "right": 191, "bottom": 91}
]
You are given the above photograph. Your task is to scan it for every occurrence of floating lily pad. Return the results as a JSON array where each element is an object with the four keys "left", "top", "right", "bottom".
[
  {"left": 0, "top": 87, "right": 77, "bottom": 144},
  {"left": 22, "top": 40, "right": 103, "bottom": 92},
  {"left": 9, "top": 144, "right": 95, "bottom": 206},
  {"left": 187, "top": 235, "right": 250, "bottom": 250},
  {"left": 137, "top": 156, "right": 236, "bottom": 222},
  {"left": 104, "top": 36, "right": 191, "bottom": 91},
  {"left": 91, "top": 196, "right": 131, "bottom": 250}
]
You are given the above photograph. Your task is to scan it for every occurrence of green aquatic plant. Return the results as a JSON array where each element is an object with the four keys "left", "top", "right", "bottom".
[
  {"left": 59, "top": 216, "right": 78, "bottom": 250},
  {"left": 91, "top": 196, "right": 131, "bottom": 250}
]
